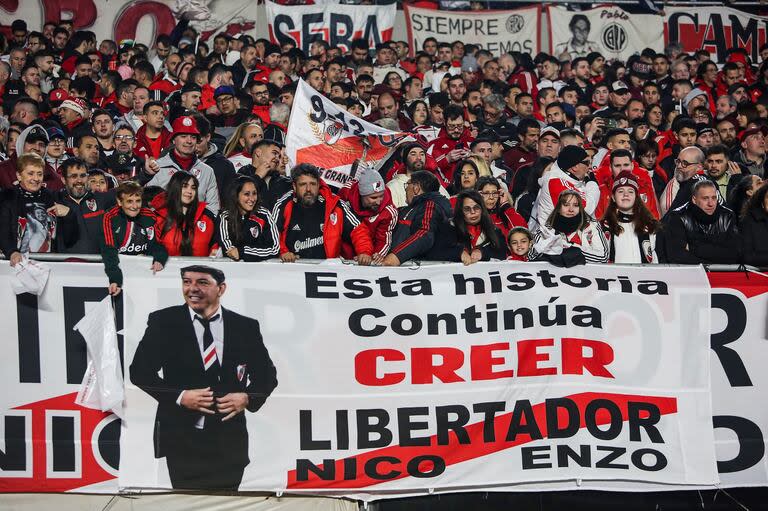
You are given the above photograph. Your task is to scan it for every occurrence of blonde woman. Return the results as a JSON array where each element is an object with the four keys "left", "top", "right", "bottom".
[{"left": 224, "top": 122, "right": 264, "bottom": 172}]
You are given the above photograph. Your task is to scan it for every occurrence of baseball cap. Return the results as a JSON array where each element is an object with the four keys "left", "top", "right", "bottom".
[
  {"left": 610, "top": 81, "right": 630, "bottom": 94},
  {"left": 26, "top": 125, "right": 49, "bottom": 145},
  {"left": 171, "top": 116, "right": 200, "bottom": 137},
  {"left": 738, "top": 125, "right": 768, "bottom": 142},
  {"left": 180, "top": 83, "right": 202, "bottom": 94},
  {"left": 49, "top": 88, "right": 69, "bottom": 104},
  {"left": 214, "top": 85, "right": 235, "bottom": 98},
  {"left": 46, "top": 126, "right": 65, "bottom": 141},
  {"left": 539, "top": 126, "right": 561, "bottom": 139}
]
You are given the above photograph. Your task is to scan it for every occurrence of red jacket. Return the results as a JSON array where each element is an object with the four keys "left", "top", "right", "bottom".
[
  {"left": 200, "top": 84, "right": 216, "bottom": 111},
  {"left": 489, "top": 202, "right": 528, "bottom": 240},
  {"left": 251, "top": 104, "right": 271, "bottom": 125},
  {"left": 134, "top": 125, "right": 172, "bottom": 160},
  {"left": 276, "top": 182, "right": 373, "bottom": 258},
  {"left": 427, "top": 128, "right": 474, "bottom": 182},
  {"left": 594, "top": 157, "right": 660, "bottom": 220},
  {"left": 149, "top": 77, "right": 180, "bottom": 95},
  {"left": 508, "top": 69, "right": 538, "bottom": 100},
  {"left": 151, "top": 195, "right": 217, "bottom": 257},
  {"left": 338, "top": 181, "right": 398, "bottom": 259}
]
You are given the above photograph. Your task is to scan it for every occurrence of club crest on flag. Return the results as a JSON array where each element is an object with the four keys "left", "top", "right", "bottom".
[{"left": 322, "top": 119, "right": 344, "bottom": 145}]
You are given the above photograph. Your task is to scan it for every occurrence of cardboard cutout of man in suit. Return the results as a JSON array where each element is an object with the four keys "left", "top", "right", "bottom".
[{"left": 130, "top": 264, "right": 278, "bottom": 490}]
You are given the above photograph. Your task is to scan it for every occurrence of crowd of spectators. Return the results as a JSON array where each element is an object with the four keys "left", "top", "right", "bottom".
[{"left": 1, "top": 14, "right": 768, "bottom": 293}]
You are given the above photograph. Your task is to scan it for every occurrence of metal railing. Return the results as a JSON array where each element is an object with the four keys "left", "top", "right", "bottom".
[{"left": 7, "top": 253, "right": 764, "bottom": 273}]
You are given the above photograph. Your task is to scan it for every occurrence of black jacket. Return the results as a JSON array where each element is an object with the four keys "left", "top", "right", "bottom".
[
  {"left": 55, "top": 190, "right": 116, "bottom": 254},
  {"left": 0, "top": 187, "right": 79, "bottom": 258},
  {"left": 426, "top": 222, "right": 506, "bottom": 262},
  {"left": 201, "top": 143, "right": 237, "bottom": 198},
  {"left": 740, "top": 205, "right": 768, "bottom": 267},
  {"left": 390, "top": 191, "right": 452, "bottom": 263},
  {"left": 659, "top": 203, "right": 740, "bottom": 264},
  {"left": 664, "top": 174, "right": 724, "bottom": 218},
  {"left": 129, "top": 305, "right": 277, "bottom": 462}
]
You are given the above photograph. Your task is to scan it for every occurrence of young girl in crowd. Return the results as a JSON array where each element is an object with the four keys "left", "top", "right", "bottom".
[
  {"left": 506, "top": 227, "right": 532, "bottom": 261},
  {"left": 529, "top": 189, "right": 609, "bottom": 266},
  {"left": 216, "top": 176, "right": 279, "bottom": 261},
  {"left": 600, "top": 171, "right": 660, "bottom": 264},
  {"left": 152, "top": 171, "right": 217, "bottom": 257}
]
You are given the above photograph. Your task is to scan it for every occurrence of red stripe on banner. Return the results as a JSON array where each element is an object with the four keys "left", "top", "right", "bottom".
[
  {"left": 296, "top": 135, "right": 391, "bottom": 169},
  {"left": 286, "top": 392, "right": 677, "bottom": 489},
  {"left": 707, "top": 271, "right": 768, "bottom": 298}
]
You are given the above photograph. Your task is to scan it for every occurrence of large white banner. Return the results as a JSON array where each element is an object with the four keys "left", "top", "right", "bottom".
[
  {"left": 265, "top": 1, "right": 395, "bottom": 54},
  {"left": 0, "top": 0, "right": 261, "bottom": 48},
  {"left": 665, "top": 6, "right": 768, "bottom": 64},
  {"left": 548, "top": 5, "right": 663, "bottom": 60},
  {"left": 286, "top": 79, "right": 409, "bottom": 188},
  {"left": 118, "top": 258, "right": 717, "bottom": 499},
  {"left": 404, "top": 5, "right": 540, "bottom": 57},
  {"left": 2, "top": 261, "right": 767, "bottom": 497}
]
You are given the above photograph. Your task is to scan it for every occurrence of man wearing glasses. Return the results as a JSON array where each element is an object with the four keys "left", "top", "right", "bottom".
[
  {"left": 210, "top": 85, "right": 249, "bottom": 128},
  {"left": 428, "top": 104, "right": 473, "bottom": 182},
  {"left": 660, "top": 146, "right": 723, "bottom": 217},
  {"left": 105, "top": 124, "right": 145, "bottom": 182},
  {"left": 56, "top": 157, "right": 116, "bottom": 254}
]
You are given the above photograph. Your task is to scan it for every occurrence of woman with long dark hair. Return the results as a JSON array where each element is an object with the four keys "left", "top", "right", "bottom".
[
  {"left": 740, "top": 182, "right": 768, "bottom": 266},
  {"left": 429, "top": 190, "right": 505, "bottom": 264},
  {"left": 216, "top": 176, "right": 279, "bottom": 261},
  {"left": 529, "top": 189, "right": 609, "bottom": 266},
  {"left": 729, "top": 174, "right": 764, "bottom": 222},
  {"left": 152, "top": 171, "right": 217, "bottom": 257},
  {"left": 601, "top": 172, "right": 660, "bottom": 264},
  {"left": 476, "top": 176, "right": 527, "bottom": 239}
]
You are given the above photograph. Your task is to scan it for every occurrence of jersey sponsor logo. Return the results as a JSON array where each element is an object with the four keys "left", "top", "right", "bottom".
[{"left": 294, "top": 234, "right": 324, "bottom": 252}]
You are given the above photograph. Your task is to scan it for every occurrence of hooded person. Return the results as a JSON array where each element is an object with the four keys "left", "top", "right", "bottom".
[
  {"left": 530, "top": 144, "right": 600, "bottom": 231},
  {"left": 0, "top": 124, "right": 64, "bottom": 191},
  {"left": 337, "top": 165, "right": 398, "bottom": 263}
]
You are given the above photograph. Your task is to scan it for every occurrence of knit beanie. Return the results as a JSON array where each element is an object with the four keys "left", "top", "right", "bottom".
[
  {"left": 357, "top": 167, "right": 386, "bottom": 196},
  {"left": 612, "top": 170, "right": 639, "bottom": 194}
]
